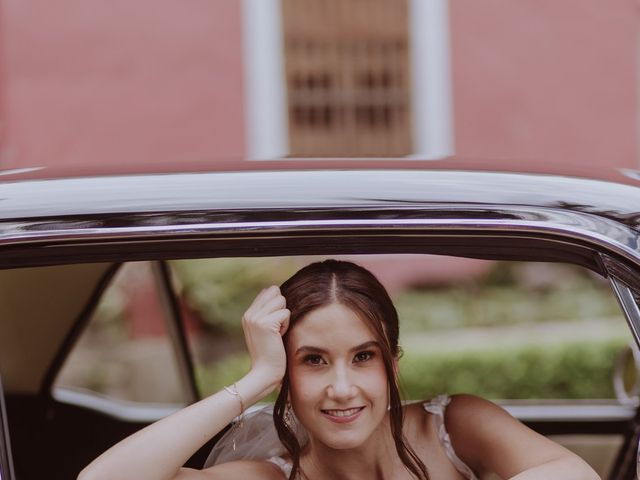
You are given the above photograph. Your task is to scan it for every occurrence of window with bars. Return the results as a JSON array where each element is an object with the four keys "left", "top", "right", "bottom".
[{"left": 281, "top": 0, "right": 413, "bottom": 157}]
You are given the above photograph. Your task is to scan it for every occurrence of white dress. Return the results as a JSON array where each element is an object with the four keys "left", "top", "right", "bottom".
[{"left": 266, "top": 395, "right": 479, "bottom": 480}]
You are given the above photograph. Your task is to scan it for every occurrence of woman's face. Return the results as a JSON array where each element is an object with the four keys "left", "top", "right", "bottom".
[{"left": 286, "top": 302, "right": 390, "bottom": 450}]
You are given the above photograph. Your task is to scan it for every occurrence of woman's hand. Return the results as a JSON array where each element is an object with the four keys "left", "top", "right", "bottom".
[{"left": 242, "top": 286, "right": 290, "bottom": 392}]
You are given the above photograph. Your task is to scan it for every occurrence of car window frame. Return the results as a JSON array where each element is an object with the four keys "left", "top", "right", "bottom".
[
  {"left": 602, "top": 253, "right": 640, "bottom": 347},
  {"left": 0, "top": 376, "right": 15, "bottom": 480},
  {"left": 6, "top": 232, "right": 640, "bottom": 479},
  {"left": 38, "top": 229, "right": 640, "bottom": 402},
  {"left": 598, "top": 253, "right": 640, "bottom": 479}
]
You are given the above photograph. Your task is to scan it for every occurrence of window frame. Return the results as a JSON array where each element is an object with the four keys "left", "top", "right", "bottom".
[
  {"left": 0, "top": 377, "right": 15, "bottom": 480},
  {"left": 242, "top": 0, "right": 454, "bottom": 160}
]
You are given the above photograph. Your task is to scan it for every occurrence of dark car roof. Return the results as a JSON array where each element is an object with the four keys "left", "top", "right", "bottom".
[{"left": 2, "top": 169, "right": 640, "bottom": 277}]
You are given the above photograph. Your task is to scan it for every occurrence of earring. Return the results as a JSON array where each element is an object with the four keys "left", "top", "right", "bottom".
[{"left": 284, "top": 401, "right": 294, "bottom": 429}]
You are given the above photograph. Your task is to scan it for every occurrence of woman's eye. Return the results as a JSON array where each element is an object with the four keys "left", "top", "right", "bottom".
[
  {"left": 354, "top": 351, "right": 374, "bottom": 363},
  {"left": 303, "top": 354, "right": 325, "bottom": 365}
]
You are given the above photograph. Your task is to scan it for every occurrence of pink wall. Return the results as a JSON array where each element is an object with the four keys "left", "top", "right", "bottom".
[
  {"left": 0, "top": 1, "right": 636, "bottom": 174},
  {"left": 1, "top": 0, "right": 245, "bottom": 170},
  {"left": 450, "top": 0, "right": 637, "bottom": 171}
]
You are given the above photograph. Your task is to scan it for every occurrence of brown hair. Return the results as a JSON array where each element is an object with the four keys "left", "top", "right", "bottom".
[{"left": 274, "top": 259, "right": 429, "bottom": 480}]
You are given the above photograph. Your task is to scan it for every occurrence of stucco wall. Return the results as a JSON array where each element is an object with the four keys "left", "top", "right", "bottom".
[
  {"left": 0, "top": 1, "right": 637, "bottom": 172},
  {"left": 1, "top": 0, "right": 245, "bottom": 170},
  {"left": 450, "top": 0, "right": 637, "bottom": 171}
]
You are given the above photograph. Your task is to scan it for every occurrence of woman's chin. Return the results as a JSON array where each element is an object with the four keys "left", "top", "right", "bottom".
[{"left": 313, "top": 429, "right": 373, "bottom": 451}]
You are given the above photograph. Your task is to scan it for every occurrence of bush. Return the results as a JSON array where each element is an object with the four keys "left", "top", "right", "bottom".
[
  {"left": 395, "top": 283, "right": 620, "bottom": 331},
  {"left": 399, "top": 338, "right": 626, "bottom": 399}
]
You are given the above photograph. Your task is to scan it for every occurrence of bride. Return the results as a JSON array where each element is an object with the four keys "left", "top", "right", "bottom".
[{"left": 79, "top": 259, "right": 600, "bottom": 480}]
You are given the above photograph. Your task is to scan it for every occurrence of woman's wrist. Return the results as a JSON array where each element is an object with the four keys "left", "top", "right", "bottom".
[{"left": 234, "top": 368, "right": 282, "bottom": 407}]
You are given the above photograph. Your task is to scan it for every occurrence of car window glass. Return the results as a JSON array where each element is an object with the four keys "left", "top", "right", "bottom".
[
  {"left": 55, "top": 262, "right": 188, "bottom": 404},
  {"left": 169, "top": 255, "right": 629, "bottom": 400}
]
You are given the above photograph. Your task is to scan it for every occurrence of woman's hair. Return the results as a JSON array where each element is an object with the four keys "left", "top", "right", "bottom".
[{"left": 274, "top": 259, "right": 429, "bottom": 480}]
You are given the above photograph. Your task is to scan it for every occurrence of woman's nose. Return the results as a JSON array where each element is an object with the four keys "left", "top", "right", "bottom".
[{"left": 327, "top": 366, "right": 356, "bottom": 399}]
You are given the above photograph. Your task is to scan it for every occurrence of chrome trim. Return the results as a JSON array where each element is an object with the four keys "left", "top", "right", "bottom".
[
  {"left": 52, "top": 387, "right": 183, "bottom": 423},
  {"left": 502, "top": 403, "right": 637, "bottom": 423},
  {"left": 610, "top": 278, "right": 640, "bottom": 349},
  {"left": 0, "top": 377, "right": 14, "bottom": 480},
  {"left": 3, "top": 215, "right": 640, "bottom": 266},
  {"left": 0, "top": 216, "right": 630, "bottom": 239},
  {"left": 637, "top": 439, "right": 640, "bottom": 480},
  {"left": 0, "top": 167, "right": 44, "bottom": 177}
]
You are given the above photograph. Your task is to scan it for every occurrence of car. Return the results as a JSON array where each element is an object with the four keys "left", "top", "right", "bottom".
[{"left": 1, "top": 168, "right": 640, "bottom": 480}]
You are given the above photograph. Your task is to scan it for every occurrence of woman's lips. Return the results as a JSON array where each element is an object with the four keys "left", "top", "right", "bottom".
[{"left": 321, "top": 406, "right": 365, "bottom": 424}]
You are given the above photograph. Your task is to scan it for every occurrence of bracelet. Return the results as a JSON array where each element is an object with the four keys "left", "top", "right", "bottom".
[
  {"left": 223, "top": 383, "right": 245, "bottom": 450},
  {"left": 223, "top": 383, "right": 246, "bottom": 417}
]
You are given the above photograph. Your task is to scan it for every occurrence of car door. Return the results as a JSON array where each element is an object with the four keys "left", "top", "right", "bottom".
[{"left": 601, "top": 257, "right": 640, "bottom": 479}]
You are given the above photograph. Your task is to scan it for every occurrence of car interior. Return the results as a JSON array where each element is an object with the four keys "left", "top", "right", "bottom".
[{"left": 2, "top": 238, "right": 640, "bottom": 479}]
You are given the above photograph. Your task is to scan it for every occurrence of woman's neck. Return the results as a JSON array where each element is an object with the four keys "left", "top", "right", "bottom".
[{"left": 298, "top": 419, "right": 403, "bottom": 480}]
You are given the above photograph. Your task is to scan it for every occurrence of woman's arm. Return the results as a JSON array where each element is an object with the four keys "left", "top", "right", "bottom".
[
  {"left": 445, "top": 394, "right": 600, "bottom": 480},
  {"left": 78, "top": 286, "right": 290, "bottom": 480},
  {"left": 507, "top": 457, "right": 601, "bottom": 480}
]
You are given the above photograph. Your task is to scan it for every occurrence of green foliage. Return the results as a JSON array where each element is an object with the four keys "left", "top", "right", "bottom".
[
  {"left": 399, "top": 338, "right": 626, "bottom": 399},
  {"left": 395, "top": 281, "right": 620, "bottom": 332},
  {"left": 171, "top": 258, "right": 301, "bottom": 334}
]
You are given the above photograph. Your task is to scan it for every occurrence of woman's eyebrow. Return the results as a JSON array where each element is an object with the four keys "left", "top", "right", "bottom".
[
  {"left": 349, "top": 340, "right": 380, "bottom": 352},
  {"left": 294, "top": 340, "right": 379, "bottom": 356},
  {"left": 295, "top": 345, "right": 328, "bottom": 355}
]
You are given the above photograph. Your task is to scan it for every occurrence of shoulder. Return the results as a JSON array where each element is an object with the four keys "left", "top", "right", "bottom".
[
  {"left": 444, "top": 393, "right": 538, "bottom": 444},
  {"left": 443, "top": 394, "right": 521, "bottom": 469},
  {"left": 403, "top": 394, "right": 522, "bottom": 445},
  {"left": 196, "top": 459, "right": 286, "bottom": 480},
  {"left": 443, "top": 394, "right": 582, "bottom": 478},
  {"left": 445, "top": 393, "right": 505, "bottom": 425}
]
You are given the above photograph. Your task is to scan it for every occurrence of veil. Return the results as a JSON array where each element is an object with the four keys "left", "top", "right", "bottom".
[{"left": 203, "top": 404, "right": 308, "bottom": 467}]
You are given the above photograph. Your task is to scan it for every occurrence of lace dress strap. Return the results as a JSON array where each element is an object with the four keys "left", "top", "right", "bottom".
[
  {"left": 423, "top": 395, "right": 479, "bottom": 480},
  {"left": 266, "top": 455, "right": 293, "bottom": 478}
]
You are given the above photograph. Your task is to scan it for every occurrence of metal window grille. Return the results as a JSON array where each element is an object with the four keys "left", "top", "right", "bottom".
[{"left": 281, "top": 0, "right": 413, "bottom": 156}]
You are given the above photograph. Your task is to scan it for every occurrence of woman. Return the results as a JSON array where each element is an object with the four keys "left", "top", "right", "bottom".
[{"left": 79, "top": 260, "right": 600, "bottom": 480}]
